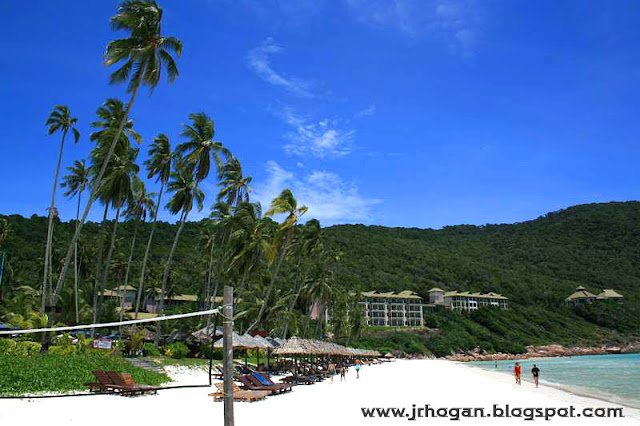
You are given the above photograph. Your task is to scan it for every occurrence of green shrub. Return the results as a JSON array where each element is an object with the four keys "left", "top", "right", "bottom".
[
  {"left": 165, "top": 342, "right": 188, "bottom": 359},
  {"left": 49, "top": 345, "right": 77, "bottom": 356},
  {"left": 0, "top": 339, "right": 18, "bottom": 355},
  {"left": 143, "top": 343, "right": 162, "bottom": 357},
  {"left": 0, "top": 339, "right": 42, "bottom": 357}
]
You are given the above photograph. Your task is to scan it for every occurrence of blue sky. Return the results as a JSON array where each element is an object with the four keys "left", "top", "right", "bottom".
[{"left": 1, "top": 0, "right": 639, "bottom": 228}]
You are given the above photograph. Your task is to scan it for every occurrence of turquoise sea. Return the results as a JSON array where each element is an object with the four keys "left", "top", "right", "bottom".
[{"left": 468, "top": 353, "right": 640, "bottom": 408}]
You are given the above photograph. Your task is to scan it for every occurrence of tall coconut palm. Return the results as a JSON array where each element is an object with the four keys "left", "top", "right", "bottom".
[
  {"left": 155, "top": 160, "right": 204, "bottom": 346},
  {"left": 207, "top": 202, "right": 233, "bottom": 308},
  {"left": 246, "top": 189, "right": 307, "bottom": 334},
  {"left": 119, "top": 177, "right": 155, "bottom": 326},
  {"left": 281, "top": 219, "right": 322, "bottom": 338},
  {"left": 218, "top": 157, "right": 252, "bottom": 207},
  {"left": 227, "top": 202, "right": 269, "bottom": 292},
  {"left": 49, "top": 1, "right": 181, "bottom": 327},
  {"left": 134, "top": 133, "right": 174, "bottom": 318},
  {"left": 41, "top": 105, "right": 80, "bottom": 314},
  {"left": 176, "top": 112, "right": 231, "bottom": 183},
  {"left": 91, "top": 144, "right": 139, "bottom": 334},
  {"left": 90, "top": 98, "right": 142, "bottom": 149},
  {"left": 60, "top": 160, "right": 89, "bottom": 324}
]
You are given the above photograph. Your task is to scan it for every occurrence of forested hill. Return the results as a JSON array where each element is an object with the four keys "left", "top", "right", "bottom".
[
  {"left": 325, "top": 202, "right": 640, "bottom": 307},
  {"left": 1, "top": 201, "right": 639, "bottom": 307},
  {"left": 1, "top": 202, "right": 639, "bottom": 355}
]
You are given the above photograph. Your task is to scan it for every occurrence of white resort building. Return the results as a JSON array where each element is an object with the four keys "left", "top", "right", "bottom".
[
  {"left": 359, "top": 290, "right": 424, "bottom": 327},
  {"left": 427, "top": 287, "right": 509, "bottom": 312}
]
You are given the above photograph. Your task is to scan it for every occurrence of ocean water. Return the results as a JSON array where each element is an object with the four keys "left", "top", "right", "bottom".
[{"left": 468, "top": 353, "right": 640, "bottom": 408}]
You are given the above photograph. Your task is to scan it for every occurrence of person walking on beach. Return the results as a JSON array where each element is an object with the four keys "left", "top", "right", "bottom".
[
  {"left": 355, "top": 359, "right": 362, "bottom": 379},
  {"left": 340, "top": 364, "right": 347, "bottom": 382},
  {"left": 514, "top": 362, "right": 522, "bottom": 385},
  {"left": 328, "top": 361, "right": 336, "bottom": 384},
  {"left": 531, "top": 364, "right": 540, "bottom": 388}
]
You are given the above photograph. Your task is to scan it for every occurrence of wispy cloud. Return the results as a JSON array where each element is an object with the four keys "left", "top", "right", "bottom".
[
  {"left": 355, "top": 104, "right": 376, "bottom": 118},
  {"left": 345, "top": 0, "right": 482, "bottom": 55},
  {"left": 253, "top": 161, "right": 381, "bottom": 225},
  {"left": 279, "top": 107, "right": 355, "bottom": 158},
  {"left": 247, "top": 38, "right": 314, "bottom": 97}
]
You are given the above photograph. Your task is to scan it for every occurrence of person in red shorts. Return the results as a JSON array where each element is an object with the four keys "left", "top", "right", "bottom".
[{"left": 514, "top": 362, "right": 522, "bottom": 385}]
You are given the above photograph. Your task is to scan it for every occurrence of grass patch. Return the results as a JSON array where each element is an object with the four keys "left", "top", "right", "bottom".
[{"left": 0, "top": 352, "right": 170, "bottom": 396}]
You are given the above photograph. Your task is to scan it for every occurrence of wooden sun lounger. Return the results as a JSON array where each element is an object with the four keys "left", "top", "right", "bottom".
[
  {"left": 84, "top": 370, "right": 124, "bottom": 394},
  {"left": 251, "top": 373, "right": 294, "bottom": 391},
  {"left": 239, "top": 375, "right": 288, "bottom": 395},
  {"left": 280, "top": 375, "right": 316, "bottom": 385},
  {"left": 208, "top": 383, "right": 269, "bottom": 402},
  {"left": 106, "top": 371, "right": 158, "bottom": 396}
]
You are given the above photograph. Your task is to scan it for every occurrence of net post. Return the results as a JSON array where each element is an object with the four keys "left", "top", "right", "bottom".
[{"left": 222, "top": 286, "right": 234, "bottom": 426}]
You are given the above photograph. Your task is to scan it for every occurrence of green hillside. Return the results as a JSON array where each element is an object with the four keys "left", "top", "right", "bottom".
[
  {"left": 1, "top": 202, "right": 639, "bottom": 356},
  {"left": 326, "top": 202, "right": 640, "bottom": 355}
]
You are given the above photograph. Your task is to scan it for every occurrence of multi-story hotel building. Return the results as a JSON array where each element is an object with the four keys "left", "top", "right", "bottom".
[
  {"left": 427, "top": 287, "right": 509, "bottom": 311},
  {"left": 359, "top": 290, "right": 424, "bottom": 327}
]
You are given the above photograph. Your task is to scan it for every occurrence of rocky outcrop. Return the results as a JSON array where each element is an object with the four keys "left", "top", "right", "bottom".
[{"left": 446, "top": 342, "right": 640, "bottom": 362}]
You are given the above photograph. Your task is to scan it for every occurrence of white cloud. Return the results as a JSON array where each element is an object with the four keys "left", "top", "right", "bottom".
[
  {"left": 355, "top": 104, "right": 376, "bottom": 118},
  {"left": 247, "top": 38, "right": 314, "bottom": 97},
  {"left": 280, "top": 107, "right": 355, "bottom": 158},
  {"left": 253, "top": 161, "right": 381, "bottom": 225},
  {"left": 345, "top": 0, "right": 482, "bottom": 55}
]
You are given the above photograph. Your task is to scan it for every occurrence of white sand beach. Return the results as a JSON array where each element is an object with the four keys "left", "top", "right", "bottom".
[{"left": 1, "top": 360, "right": 638, "bottom": 425}]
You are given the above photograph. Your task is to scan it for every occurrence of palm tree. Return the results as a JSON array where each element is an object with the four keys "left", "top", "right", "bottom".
[
  {"left": 155, "top": 160, "right": 204, "bottom": 346},
  {"left": 227, "top": 202, "right": 269, "bottom": 292},
  {"left": 218, "top": 157, "right": 252, "bottom": 207},
  {"left": 50, "top": 1, "right": 182, "bottom": 323},
  {"left": 41, "top": 105, "right": 80, "bottom": 314},
  {"left": 91, "top": 144, "right": 140, "bottom": 335},
  {"left": 0, "top": 218, "right": 11, "bottom": 302},
  {"left": 246, "top": 189, "right": 307, "bottom": 334},
  {"left": 306, "top": 275, "right": 334, "bottom": 338},
  {"left": 60, "top": 160, "right": 89, "bottom": 324},
  {"left": 281, "top": 219, "right": 322, "bottom": 338},
  {"left": 90, "top": 98, "right": 142, "bottom": 149},
  {"left": 134, "top": 133, "right": 174, "bottom": 318},
  {"left": 207, "top": 202, "right": 233, "bottom": 308},
  {"left": 176, "top": 112, "right": 231, "bottom": 182},
  {"left": 119, "top": 177, "right": 155, "bottom": 326}
]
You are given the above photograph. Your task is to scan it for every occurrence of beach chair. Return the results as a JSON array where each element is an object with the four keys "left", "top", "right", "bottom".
[
  {"left": 280, "top": 374, "right": 316, "bottom": 385},
  {"left": 251, "top": 373, "right": 293, "bottom": 392},
  {"left": 208, "top": 382, "right": 269, "bottom": 402},
  {"left": 106, "top": 371, "right": 158, "bottom": 396},
  {"left": 239, "top": 375, "right": 287, "bottom": 395},
  {"left": 84, "top": 370, "right": 123, "bottom": 394}
]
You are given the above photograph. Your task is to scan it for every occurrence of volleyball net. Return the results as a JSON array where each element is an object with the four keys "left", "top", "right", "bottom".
[{"left": 0, "top": 308, "right": 220, "bottom": 336}]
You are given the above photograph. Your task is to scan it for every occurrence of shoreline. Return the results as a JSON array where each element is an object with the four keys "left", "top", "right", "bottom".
[
  {"left": 446, "top": 342, "right": 640, "bottom": 362},
  {"left": 460, "top": 360, "right": 640, "bottom": 410}
]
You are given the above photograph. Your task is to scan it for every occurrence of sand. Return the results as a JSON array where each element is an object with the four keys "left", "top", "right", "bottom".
[{"left": 1, "top": 359, "right": 639, "bottom": 425}]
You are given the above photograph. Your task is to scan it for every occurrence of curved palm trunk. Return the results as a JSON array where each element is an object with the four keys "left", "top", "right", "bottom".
[
  {"left": 203, "top": 236, "right": 215, "bottom": 307},
  {"left": 41, "top": 129, "right": 68, "bottom": 314},
  {"left": 119, "top": 219, "right": 140, "bottom": 334},
  {"left": 96, "top": 205, "right": 122, "bottom": 325},
  {"left": 208, "top": 229, "right": 230, "bottom": 311},
  {"left": 73, "top": 189, "right": 83, "bottom": 324},
  {"left": 89, "top": 204, "right": 109, "bottom": 339},
  {"left": 134, "top": 182, "right": 164, "bottom": 319},
  {"left": 246, "top": 231, "right": 292, "bottom": 334},
  {"left": 155, "top": 209, "right": 188, "bottom": 347},
  {"left": 281, "top": 261, "right": 309, "bottom": 339},
  {"left": 45, "top": 85, "right": 140, "bottom": 345}
]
